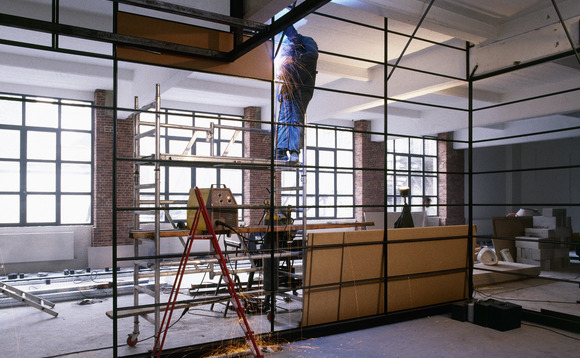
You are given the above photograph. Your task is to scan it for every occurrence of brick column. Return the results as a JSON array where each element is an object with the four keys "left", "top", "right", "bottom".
[
  {"left": 438, "top": 132, "right": 465, "bottom": 225},
  {"left": 242, "top": 107, "right": 280, "bottom": 225},
  {"left": 93, "top": 90, "right": 134, "bottom": 247},
  {"left": 354, "top": 120, "right": 385, "bottom": 222}
]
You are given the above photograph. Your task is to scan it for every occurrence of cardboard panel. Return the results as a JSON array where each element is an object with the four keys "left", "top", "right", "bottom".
[
  {"left": 342, "top": 230, "right": 383, "bottom": 282},
  {"left": 387, "top": 239, "right": 468, "bottom": 277},
  {"left": 339, "top": 283, "right": 381, "bottom": 321},
  {"left": 387, "top": 272, "right": 468, "bottom": 312},
  {"left": 116, "top": 12, "right": 273, "bottom": 80},
  {"left": 302, "top": 285, "right": 340, "bottom": 327}
]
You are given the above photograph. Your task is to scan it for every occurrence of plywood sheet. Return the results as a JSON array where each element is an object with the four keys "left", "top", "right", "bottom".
[
  {"left": 342, "top": 230, "right": 383, "bottom": 282},
  {"left": 387, "top": 272, "right": 468, "bottom": 312},
  {"left": 339, "top": 283, "right": 381, "bottom": 321},
  {"left": 116, "top": 12, "right": 273, "bottom": 80},
  {"left": 302, "top": 285, "right": 340, "bottom": 327},
  {"left": 304, "top": 232, "right": 344, "bottom": 287}
]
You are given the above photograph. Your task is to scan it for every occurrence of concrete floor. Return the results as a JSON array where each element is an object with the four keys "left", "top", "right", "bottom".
[{"left": 1, "top": 265, "right": 579, "bottom": 358}]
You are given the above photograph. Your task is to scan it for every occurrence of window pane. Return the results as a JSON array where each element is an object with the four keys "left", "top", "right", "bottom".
[
  {"left": 337, "top": 150, "right": 353, "bottom": 168},
  {"left": 425, "top": 138, "right": 437, "bottom": 155},
  {"left": 411, "top": 157, "right": 423, "bottom": 172},
  {"left": 337, "top": 196, "right": 353, "bottom": 218},
  {"left": 425, "top": 176, "right": 437, "bottom": 196},
  {"left": 411, "top": 176, "right": 423, "bottom": 193},
  {"left": 27, "top": 194, "right": 56, "bottom": 223},
  {"left": 410, "top": 138, "right": 423, "bottom": 154},
  {"left": 169, "top": 139, "right": 189, "bottom": 155},
  {"left": 306, "top": 149, "right": 316, "bottom": 166},
  {"left": 26, "top": 98, "right": 58, "bottom": 128},
  {"left": 395, "top": 138, "right": 408, "bottom": 153},
  {"left": 221, "top": 169, "right": 242, "bottom": 193},
  {"left": 27, "top": 162, "right": 56, "bottom": 192},
  {"left": 306, "top": 127, "right": 316, "bottom": 146},
  {"left": 318, "top": 128, "right": 335, "bottom": 148},
  {"left": 168, "top": 167, "right": 191, "bottom": 193},
  {"left": 196, "top": 168, "right": 216, "bottom": 188},
  {"left": 0, "top": 161, "right": 19, "bottom": 191},
  {"left": 61, "top": 163, "right": 91, "bottom": 192},
  {"left": 61, "top": 195, "right": 91, "bottom": 224},
  {"left": 319, "top": 150, "right": 334, "bottom": 168},
  {"left": 27, "top": 131, "right": 56, "bottom": 160},
  {"left": 395, "top": 155, "right": 408, "bottom": 170},
  {"left": 386, "top": 174, "right": 394, "bottom": 196},
  {"left": 336, "top": 130, "right": 352, "bottom": 149},
  {"left": 0, "top": 129, "right": 20, "bottom": 158},
  {"left": 222, "top": 142, "right": 242, "bottom": 157},
  {"left": 306, "top": 195, "right": 316, "bottom": 217},
  {"left": 61, "top": 101, "right": 92, "bottom": 130},
  {"left": 395, "top": 176, "right": 408, "bottom": 191},
  {"left": 319, "top": 196, "right": 335, "bottom": 217},
  {"left": 306, "top": 171, "right": 316, "bottom": 195},
  {"left": 337, "top": 173, "right": 353, "bottom": 195},
  {"left": 425, "top": 157, "right": 437, "bottom": 172},
  {"left": 195, "top": 141, "right": 211, "bottom": 156},
  {"left": 387, "top": 139, "right": 394, "bottom": 152},
  {"left": 319, "top": 173, "right": 335, "bottom": 195},
  {"left": 386, "top": 153, "right": 394, "bottom": 170},
  {"left": 62, "top": 131, "right": 91, "bottom": 161},
  {"left": 0, "top": 195, "right": 20, "bottom": 224},
  {"left": 0, "top": 95, "right": 22, "bottom": 125},
  {"left": 195, "top": 115, "right": 217, "bottom": 128},
  {"left": 167, "top": 111, "right": 193, "bottom": 137}
]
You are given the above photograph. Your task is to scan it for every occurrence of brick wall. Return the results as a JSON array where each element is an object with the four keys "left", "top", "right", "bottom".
[
  {"left": 354, "top": 120, "right": 385, "bottom": 222},
  {"left": 93, "top": 90, "right": 134, "bottom": 247},
  {"left": 438, "top": 132, "right": 465, "bottom": 225}
]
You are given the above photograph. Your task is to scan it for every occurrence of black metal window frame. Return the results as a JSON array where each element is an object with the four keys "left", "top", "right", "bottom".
[
  {"left": 387, "top": 136, "right": 438, "bottom": 213},
  {"left": 281, "top": 124, "right": 355, "bottom": 220},
  {"left": 0, "top": 92, "right": 94, "bottom": 226}
]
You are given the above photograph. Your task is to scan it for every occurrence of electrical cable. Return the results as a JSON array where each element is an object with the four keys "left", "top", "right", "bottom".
[
  {"left": 522, "top": 322, "right": 580, "bottom": 341},
  {"left": 474, "top": 288, "right": 579, "bottom": 305}
]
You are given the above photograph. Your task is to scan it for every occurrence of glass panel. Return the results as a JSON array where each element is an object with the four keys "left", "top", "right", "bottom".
[
  {"left": 410, "top": 197, "right": 423, "bottom": 212},
  {"left": 306, "top": 149, "right": 316, "bottom": 166},
  {"left": 395, "top": 137, "right": 408, "bottom": 153},
  {"left": 139, "top": 136, "right": 155, "bottom": 156},
  {"left": 425, "top": 176, "right": 437, "bottom": 196},
  {"left": 306, "top": 195, "right": 316, "bottom": 217},
  {"left": 282, "top": 195, "right": 297, "bottom": 207},
  {"left": 337, "top": 150, "right": 353, "bottom": 168},
  {"left": 306, "top": 171, "right": 316, "bottom": 195},
  {"left": 139, "top": 166, "right": 155, "bottom": 192},
  {"left": 167, "top": 195, "right": 189, "bottom": 221},
  {"left": 425, "top": 157, "right": 437, "bottom": 173},
  {"left": 387, "top": 139, "right": 394, "bottom": 152},
  {"left": 319, "top": 172, "right": 335, "bottom": 195},
  {"left": 282, "top": 171, "right": 296, "bottom": 187},
  {"left": 27, "top": 131, "right": 56, "bottom": 160},
  {"left": 337, "top": 173, "right": 353, "bottom": 195},
  {"left": 319, "top": 150, "right": 334, "bottom": 168},
  {"left": 336, "top": 130, "right": 352, "bottom": 149},
  {"left": 0, "top": 129, "right": 20, "bottom": 158},
  {"left": 411, "top": 175, "right": 423, "bottom": 194},
  {"left": 386, "top": 174, "right": 394, "bottom": 196},
  {"left": 195, "top": 141, "right": 211, "bottom": 156},
  {"left": 395, "top": 176, "right": 408, "bottom": 191},
  {"left": 0, "top": 195, "right": 20, "bottom": 224},
  {"left": 26, "top": 98, "right": 58, "bottom": 128},
  {"left": 195, "top": 114, "right": 218, "bottom": 128},
  {"left": 425, "top": 138, "right": 437, "bottom": 155},
  {"left": 410, "top": 138, "right": 423, "bottom": 154},
  {"left": 386, "top": 153, "right": 394, "bottom": 170},
  {"left": 196, "top": 168, "right": 216, "bottom": 188},
  {"left": 61, "top": 195, "right": 91, "bottom": 224},
  {"left": 222, "top": 142, "right": 242, "bottom": 157},
  {"left": 62, "top": 132, "right": 91, "bottom": 161},
  {"left": 306, "top": 127, "right": 316, "bottom": 146},
  {"left": 0, "top": 161, "right": 19, "bottom": 191},
  {"left": 169, "top": 139, "right": 188, "bottom": 154},
  {"left": 319, "top": 196, "right": 335, "bottom": 217},
  {"left": 168, "top": 167, "right": 191, "bottom": 193},
  {"left": 0, "top": 95, "right": 22, "bottom": 125},
  {"left": 337, "top": 196, "right": 353, "bottom": 218},
  {"left": 27, "top": 162, "right": 55, "bottom": 192},
  {"left": 61, "top": 101, "right": 92, "bottom": 130},
  {"left": 167, "top": 111, "right": 193, "bottom": 137},
  {"left": 61, "top": 163, "right": 91, "bottom": 192},
  {"left": 395, "top": 155, "right": 408, "bottom": 170},
  {"left": 27, "top": 194, "right": 55, "bottom": 223},
  {"left": 221, "top": 169, "right": 242, "bottom": 193},
  {"left": 411, "top": 157, "right": 423, "bottom": 172},
  {"left": 318, "top": 128, "right": 335, "bottom": 148}
]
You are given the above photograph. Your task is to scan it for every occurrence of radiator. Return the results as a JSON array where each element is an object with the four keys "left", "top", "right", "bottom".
[{"left": 0, "top": 232, "right": 75, "bottom": 263}]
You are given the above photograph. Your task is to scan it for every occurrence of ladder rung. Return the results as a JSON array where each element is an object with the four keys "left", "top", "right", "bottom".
[
  {"left": 135, "top": 184, "right": 155, "bottom": 190},
  {"left": 275, "top": 186, "right": 303, "bottom": 191}
]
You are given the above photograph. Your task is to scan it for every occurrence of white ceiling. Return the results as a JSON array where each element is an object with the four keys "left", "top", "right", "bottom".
[{"left": 1, "top": 0, "right": 579, "bottom": 146}]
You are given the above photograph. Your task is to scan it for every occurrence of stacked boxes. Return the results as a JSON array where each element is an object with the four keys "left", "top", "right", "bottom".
[{"left": 515, "top": 208, "right": 571, "bottom": 270}]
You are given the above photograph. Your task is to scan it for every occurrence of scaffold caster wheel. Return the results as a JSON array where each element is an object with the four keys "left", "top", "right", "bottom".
[{"left": 127, "top": 334, "right": 139, "bottom": 347}]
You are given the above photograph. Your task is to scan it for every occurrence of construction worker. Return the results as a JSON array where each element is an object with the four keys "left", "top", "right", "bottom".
[{"left": 275, "top": 25, "right": 318, "bottom": 163}]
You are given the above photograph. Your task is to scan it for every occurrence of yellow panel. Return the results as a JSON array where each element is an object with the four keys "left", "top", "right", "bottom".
[
  {"left": 116, "top": 12, "right": 273, "bottom": 81},
  {"left": 302, "top": 286, "right": 340, "bottom": 327},
  {"left": 303, "top": 232, "right": 344, "bottom": 287},
  {"left": 342, "top": 230, "right": 383, "bottom": 282}
]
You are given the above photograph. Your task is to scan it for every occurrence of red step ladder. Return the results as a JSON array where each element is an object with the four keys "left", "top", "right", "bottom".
[{"left": 151, "top": 186, "right": 263, "bottom": 358}]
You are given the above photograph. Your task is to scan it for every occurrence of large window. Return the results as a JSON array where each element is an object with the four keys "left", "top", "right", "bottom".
[
  {"left": 282, "top": 125, "right": 354, "bottom": 220},
  {"left": 387, "top": 137, "right": 438, "bottom": 215},
  {"left": 137, "top": 109, "right": 244, "bottom": 224},
  {"left": 0, "top": 94, "right": 93, "bottom": 226}
]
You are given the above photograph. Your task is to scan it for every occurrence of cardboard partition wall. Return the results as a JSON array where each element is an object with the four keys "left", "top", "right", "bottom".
[{"left": 302, "top": 225, "right": 474, "bottom": 327}]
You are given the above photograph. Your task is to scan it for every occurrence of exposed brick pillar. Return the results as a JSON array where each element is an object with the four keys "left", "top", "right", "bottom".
[
  {"left": 354, "top": 120, "right": 385, "bottom": 222},
  {"left": 438, "top": 132, "right": 465, "bottom": 226},
  {"left": 93, "top": 90, "right": 134, "bottom": 247},
  {"left": 242, "top": 107, "right": 279, "bottom": 225}
]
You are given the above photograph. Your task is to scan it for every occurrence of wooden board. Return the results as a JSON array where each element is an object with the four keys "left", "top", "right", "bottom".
[{"left": 116, "top": 12, "right": 272, "bottom": 80}]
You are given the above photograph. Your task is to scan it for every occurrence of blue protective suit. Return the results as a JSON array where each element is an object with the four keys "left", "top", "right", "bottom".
[{"left": 276, "top": 26, "right": 318, "bottom": 157}]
